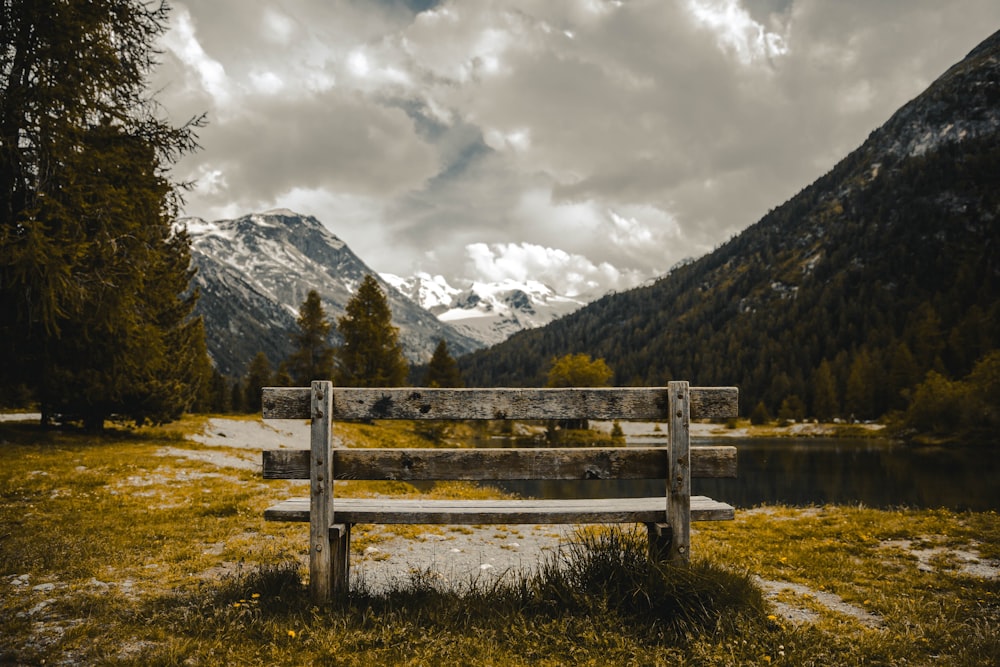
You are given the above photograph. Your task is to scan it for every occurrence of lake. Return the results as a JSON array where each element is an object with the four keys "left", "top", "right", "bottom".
[{"left": 482, "top": 435, "right": 1000, "bottom": 512}]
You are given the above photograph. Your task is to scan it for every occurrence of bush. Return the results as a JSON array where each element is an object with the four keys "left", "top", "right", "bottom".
[{"left": 750, "top": 401, "right": 771, "bottom": 425}]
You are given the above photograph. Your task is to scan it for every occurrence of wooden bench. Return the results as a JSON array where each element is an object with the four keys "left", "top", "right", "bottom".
[{"left": 261, "top": 381, "right": 738, "bottom": 603}]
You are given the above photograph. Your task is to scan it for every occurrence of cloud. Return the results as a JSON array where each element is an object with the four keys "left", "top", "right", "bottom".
[
  {"left": 152, "top": 0, "right": 1000, "bottom": 297},
  {"left": 465, "top": 241, "right": 645, "bottom": 298},
  {"left": 684, "top": 0, "right": 789, "bottom": 64},
  {"left": 159, "top": 6, "right": 232, "bottom": 110}
]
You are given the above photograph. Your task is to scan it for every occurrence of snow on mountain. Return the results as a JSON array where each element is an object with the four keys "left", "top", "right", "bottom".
[
  {"left": 181, "top": 211, "right": 482, "bottom": 377},
  {"left": 382, "top": 272, "right": 588, "bottom": 347}
]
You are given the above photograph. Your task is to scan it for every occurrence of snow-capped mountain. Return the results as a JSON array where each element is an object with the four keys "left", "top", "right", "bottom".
[
  {"left": 181, "top": 210, "right": 482, "bottom": 376},
  {"left": 381, "top": 272, "right": 588, "bottom": 347}
]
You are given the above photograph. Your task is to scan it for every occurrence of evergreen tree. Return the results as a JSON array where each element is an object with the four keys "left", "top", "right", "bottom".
[
  {"left": 0, "top": 0, "right": 207, "bottom": 429},
  {"left": 888, "top": 342, "right": 920, "bottom": 411},
  {"left": 750, "top": 401, "right": 771, "bottom": 425},
  {"left": 335, "top": 275, "right": 408, "bottom": 387},
  {"left": 203, "top": 369, "right": 232, "bottom": 414},
  {"left": 287, "top": 290, "right": 335, "bottom": 384},
  {"left": 811, "top": 359, "right": 839, "bottom": 421},
  {"left": 845, "top": 349, "right": 877, "bottom": 420},
  {"left": 777, "top": 395, "right": 806, "bottom": 423},
  {"left": 243, "top": 352, "right": 273, "bottom": 413},
  {"left": 273, "top": 361, "right": 294, "bottom": 387},
  {"left": 425, "top": 339, "right": 462, "bottom": 388},
  {"left": 230, "top": 379, "right": 246, "bottom": 414}
]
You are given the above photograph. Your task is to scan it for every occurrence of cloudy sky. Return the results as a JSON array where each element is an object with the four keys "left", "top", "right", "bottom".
[{"left": 152, "top": 0, "right": 1000, "bottom": 297}]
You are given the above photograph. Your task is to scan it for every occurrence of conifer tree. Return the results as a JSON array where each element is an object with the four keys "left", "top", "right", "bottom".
[
  {"left": 273, "top": 361, "right": 294, "bottom": 387},
  {"left": 0, "top": 0, "right": 208, "bottom": 429},
  {"left": 287, "top": 290, "right": 335, "bottom": 384},
  {"left": 425, "top": 339, "right": 462, "bottom": 388},
  {"left": 845, "top": 349, "right": 877, "bottom": 420},
  {"left": 243, "top": 352, "right": 273, "bottom": 413},
  {"left": 335, "top": 275, "right": 408, "bottom": 387},
  {"left": 811, "top": 359, "right": 839, "bottom": 421}
]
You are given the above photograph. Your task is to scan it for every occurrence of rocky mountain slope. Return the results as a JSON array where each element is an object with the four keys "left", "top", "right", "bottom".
[
  {"left": 458, "top": 29, "right": 1000, "bottom": 420},
  {"left": 183, "top": 210, "right": 482, "bottom": 376},
  {"left": 381, "top": 272, "right": 587, "bottom": 347}
]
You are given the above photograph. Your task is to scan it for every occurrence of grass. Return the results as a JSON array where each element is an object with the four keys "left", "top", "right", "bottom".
[{"left": 1, "top": 419, "right": 998, "bottom": 665}]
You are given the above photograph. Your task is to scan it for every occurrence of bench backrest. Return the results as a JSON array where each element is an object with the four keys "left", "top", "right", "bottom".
[{"left": 262, "top": 384, "right": 738, "bottom": 483}]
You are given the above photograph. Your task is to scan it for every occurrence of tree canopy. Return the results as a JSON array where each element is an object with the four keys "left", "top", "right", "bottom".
[
  {"left": 335, "top": 275, "right": 408, "bottom": 387},
  {"left": 546, "top": 353, "right": 614, "bottom": 388},
  {"left": 0, "top": 0, "right": 208, "bottom": 428}
]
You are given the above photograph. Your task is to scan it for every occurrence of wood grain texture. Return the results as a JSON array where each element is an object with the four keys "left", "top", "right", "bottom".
[
  {"left": 262, "top": 386, "right": 738, "bottom": 421},
  {"left": 668, "top": 381, "right": 692, "bottom": 561},
  {"left": 263, "top": 446, "right": 736, "bottom": 481},
  {"left": 309, "top": 381, "right": 334, "bottom": 603},
  {"left": 263, "top": 496, "right": 735, "bottom": 524}
]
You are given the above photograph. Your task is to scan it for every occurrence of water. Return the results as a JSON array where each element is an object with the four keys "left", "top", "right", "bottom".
[{"left": 478, "top": 436, "right": 1000, "bottom": 512}]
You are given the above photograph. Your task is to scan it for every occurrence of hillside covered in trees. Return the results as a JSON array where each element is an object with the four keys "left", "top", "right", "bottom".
[{"left": 459, "top": 29, "right": 1000, "bottom": 422}]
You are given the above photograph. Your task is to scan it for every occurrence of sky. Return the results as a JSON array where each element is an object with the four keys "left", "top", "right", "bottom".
[{"left": 152, "top": 0, "right": 1000, "bottom": 298}]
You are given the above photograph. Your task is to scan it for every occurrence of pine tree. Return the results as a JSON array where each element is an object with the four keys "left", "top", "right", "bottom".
[
  {"left": 811, "top": 359, "right": 839, "bottom": 421},
  {"left": 273, "top": 361, "right": 294, "bottom": 387},
  {"left": 750, "top": 401, "right": 771, "bottom": 425},
  {"left": 0, "top": 0, "right": 207, "bottom": 429},
  {"left": 243, "top": 352, "right": 273, "bottom": 413},
  {"left": 845, "top": 349, "right": 877, "bottom": 420},
  {"left": 425, "top": 339, "right": 462, "bottom": 387},
  {"left": 335, "top": 275, "right": 409, "bottom": 387},
  {"left": 287, "top": 290, "right": 335, "bottom": 384}
]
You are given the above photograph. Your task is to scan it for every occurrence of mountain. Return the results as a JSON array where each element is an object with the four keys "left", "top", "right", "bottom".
[
  {"left": 182, "top": 210, "right": 482, "bottom": 377},
  {"left": 458, "top": 29, "right": 1000, "bottom": 421},
  {"left": 381, "top": 272, "right": 588, "bottom": 346}
]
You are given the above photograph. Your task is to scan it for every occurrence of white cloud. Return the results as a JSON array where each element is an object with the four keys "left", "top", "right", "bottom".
[
  {"left": 684, "top": 0, "right": 789, "bottom": 64},
  {"left": 153, "top": 0, "right": 1000, "bottom": 299},
  {"left": 249, "top": 70, "right": 285, "bottom": 95},
  {"left": 465, "top": 241, "right": 645, "bottom": 297},
  {"left": 160, "top": 7, "right": 232, "bottom": 109},
  {"left": 261, "top": 8, "right": 296, "bottom": 44}
]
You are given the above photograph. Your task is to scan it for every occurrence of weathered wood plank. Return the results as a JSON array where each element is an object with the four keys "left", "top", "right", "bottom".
[
  {"left": 668, "top": 381, "right": 692, "bottom": 561},
  {"left": 263, "top": 446, "right": 736, "bottom": 481},
  {"left": 262, "top": 386, "right": 738, "bottom": 421},
  {"left": 263, "top": 496, "right": 735, "bottom": 524},
  {"left": 309, "top": 381, "right": 334, "bottom": 603}
]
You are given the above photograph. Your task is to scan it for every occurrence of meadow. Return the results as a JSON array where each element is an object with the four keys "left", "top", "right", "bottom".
[{"left": 1, "top": 417, "right": 998, "bottom": 665}]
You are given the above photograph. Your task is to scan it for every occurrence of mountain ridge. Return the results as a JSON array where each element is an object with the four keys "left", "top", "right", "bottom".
[
  {"left": 183, "top": 211, "right": 483, "bottom": 377},
  {"left": 381, "top": 272, "right": 588, "bottom": 346},
  {"left": 457, "top": 28, "right": 1000, "bottom": 420}
]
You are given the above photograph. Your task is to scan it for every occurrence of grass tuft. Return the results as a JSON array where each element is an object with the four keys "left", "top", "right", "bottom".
[{"left": 342, "top": 526, "right": 766, "bottom": 649}]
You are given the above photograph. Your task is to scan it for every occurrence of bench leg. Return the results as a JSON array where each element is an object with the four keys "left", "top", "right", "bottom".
[
  {"left": 331, "top": 523, "right": 350, "bottom": 599},
  {"left": 646, "top": 522, "right": 692, "bottom": 563},
  {"left": 646, "top": 522, "right": 671, "bottom": 560}
]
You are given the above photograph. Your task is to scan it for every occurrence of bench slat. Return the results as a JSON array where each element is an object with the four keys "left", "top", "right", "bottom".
[
  {"left": 263, "top": 446, "right": 737, "bottom": 481},
  {"left": 263, "top": 496, "right": 735, "bottom": 524},
  {"left": 262, "top": 387, "right": 738, "bottom": 421}
]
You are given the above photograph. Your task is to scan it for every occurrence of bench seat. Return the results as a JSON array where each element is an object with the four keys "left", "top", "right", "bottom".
[{"left": 264, "top": 496, "right": 736, "bottom": 524}]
